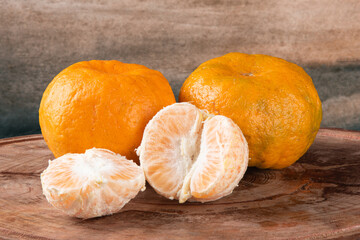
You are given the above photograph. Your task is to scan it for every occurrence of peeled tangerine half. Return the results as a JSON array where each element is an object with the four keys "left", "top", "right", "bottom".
[
  {"left": 41, "top": 148, "right": 145, "bottom": 218},
  {"left": 137, "top": 103, "right": 249, "bottom": 203}
]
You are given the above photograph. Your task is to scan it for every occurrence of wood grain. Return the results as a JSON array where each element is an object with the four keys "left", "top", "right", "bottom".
[
  {"left": 0, "top": 129, "right": 360, "bottom": 239},
  {"left": 1, "top": 0, "right": 360, "bottom": 138}
]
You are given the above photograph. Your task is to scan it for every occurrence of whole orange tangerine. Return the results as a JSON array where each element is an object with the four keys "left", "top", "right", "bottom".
[
  {"left": 179, "top": 53, "right": 322, "bottom": 169},
  {"left": 39, "top": 60, "right": 175, "bottom": 161}
]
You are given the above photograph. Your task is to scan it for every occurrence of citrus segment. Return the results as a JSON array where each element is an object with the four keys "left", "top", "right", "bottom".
[
  {"left": 189, "top": 116, "right": 248, "bottom": 202},
  {"left": 137, "top": 103, "right": 249, "bottom": 203},
  {"left": 41, "top": 148, "right": 145, "bottom": 218},
  {"left": 137, "top": 103, "right": 203, "bottom": 199}
]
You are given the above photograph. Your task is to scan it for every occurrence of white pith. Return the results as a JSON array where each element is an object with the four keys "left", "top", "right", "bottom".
[
  {"left": 40, "top": 148, "right": 146, "bottom": 218},
  {"left": 137, "top": 103, "right": 249, "bottom": 203}
]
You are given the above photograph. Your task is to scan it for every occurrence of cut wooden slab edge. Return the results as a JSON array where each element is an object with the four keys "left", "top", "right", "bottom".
[
  {"left": 0, "top": 128, "right": 359, "bottom": 147},
  {"left": 0, "top": 134, "right": 44, "bottom": 146},
  {"left": 316, "top": 128, "right": 360, "bottom": 141}
]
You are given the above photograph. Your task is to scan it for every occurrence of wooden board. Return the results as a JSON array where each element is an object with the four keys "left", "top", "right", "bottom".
[{"left": 0, "top": 129, "right": 359, "bottom": 239}]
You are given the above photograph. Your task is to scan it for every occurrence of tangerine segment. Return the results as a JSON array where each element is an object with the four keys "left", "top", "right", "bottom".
[
  {"left": 189, "top": 116, "right": 248, "bottom": 202},
  {"left": 138, "top": 103, "right": 249, "bottom": 203},
  {"left": 41, "top": 148, "right": 145, "bottom": 219},
  {"left": 137, "top": 103, "right": 203, "bottom": 199}
]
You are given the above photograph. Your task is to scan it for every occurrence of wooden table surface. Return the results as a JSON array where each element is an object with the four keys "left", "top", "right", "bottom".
[{"left": 0, "top": 129, "right": 359, "bottom": 239}]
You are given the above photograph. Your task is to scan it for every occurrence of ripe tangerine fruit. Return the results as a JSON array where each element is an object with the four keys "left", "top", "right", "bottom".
[
  {"left": 137, "top": 103, "right": 249, "bottom": 203},
  {"left": 179, "top": 53, "right": 322, "bottom": 169},
  {"left": 39, "top": 60, "right": 176, "bottom": 162},
  {"left": 41, "top": 148, "right": 145, "bottom": 218}
]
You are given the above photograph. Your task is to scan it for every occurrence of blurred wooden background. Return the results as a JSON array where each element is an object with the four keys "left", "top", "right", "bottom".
[{"left": 1, "top": 0, "right": 360, "bottom": 138}]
